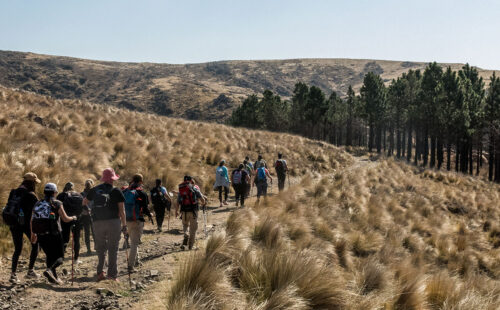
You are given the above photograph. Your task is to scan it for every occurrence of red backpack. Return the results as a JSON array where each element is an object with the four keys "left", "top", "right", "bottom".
[{"left": 178, "top": 182, "right": 197, "bottom": 211}]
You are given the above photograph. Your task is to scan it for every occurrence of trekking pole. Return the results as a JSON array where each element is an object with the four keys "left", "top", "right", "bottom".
[
  {"left": 203, "top": 203, "right": 207, "bottom": 238},
  {"left": 124, "top": 234, "right": 132, "bottom": 288},
  {"left": 71, "top": 229, "right": 74, "bottom": 286},
  {"left": 167, "top": 209, "right": 170, "bottom": 232},
  {"left": 287, "top": 171, "right": 291, "bottom": 188}
]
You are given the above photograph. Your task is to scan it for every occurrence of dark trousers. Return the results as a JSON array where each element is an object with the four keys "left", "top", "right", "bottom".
[
  {"left": 38, "top": 233, "right": 64, "bottom": 277},
  {"left": 217, "top": 186, "right": 228, "bottom": 202},
  {"left": 153, "top": 204, "right": 166, "bottom": 228},
  {"left": 277, "top": 173, "right": 286, "bottom": 192},
  {"left": 10, "top": 225, "right": 38, "bottom": 273},
  {"left": 234, "top": 184, "right": 246, "bottom": 206},
  {"left": 61, "top": 220, "right": 81, "bottom": 261},
  {"left": 80, "top": 214, "right": 94, "bottom": 252}
]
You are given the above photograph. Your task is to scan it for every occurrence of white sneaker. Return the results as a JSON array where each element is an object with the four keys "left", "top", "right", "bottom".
[{"left": 26, "top": 269, "right": 40, "bottom": 279}]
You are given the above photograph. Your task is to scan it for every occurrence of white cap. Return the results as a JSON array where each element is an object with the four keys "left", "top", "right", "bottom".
[{"left": 44, "top": 183, "right": 58, "bottom": 192}]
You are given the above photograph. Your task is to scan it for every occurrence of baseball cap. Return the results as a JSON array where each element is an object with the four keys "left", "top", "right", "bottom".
[
  {"left": 23, "top": 172, "right": 41, "bottom": 184},
  {"left": 44, "top": 183, "right": 58, "bottom": 192}
]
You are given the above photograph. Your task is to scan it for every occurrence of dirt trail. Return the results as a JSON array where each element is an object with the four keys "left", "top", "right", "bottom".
[{"left": 0, "top": 158, "right": 369, "bottom": 310}]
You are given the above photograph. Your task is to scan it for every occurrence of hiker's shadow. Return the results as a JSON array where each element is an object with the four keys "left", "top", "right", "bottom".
[
  {"left": 211, "top": 206, "right": 239, "bottom": 214},
  {"left": 31, "top": 282, "right": 85, "bottom": 292},
  {"left": 165, "top": 228, "right": 182, "bottom": 235}
]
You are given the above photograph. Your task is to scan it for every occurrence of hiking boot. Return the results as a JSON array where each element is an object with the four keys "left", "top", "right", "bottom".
[
  {"left": 97, "top": 272, "right": 106, "bottom": 282},
  {"left": 43, "top": 269, "right": 57, "bottom": 284},
  {"left": 9, "top": 273, "right": 20, "bottom": 284},
  {"left": 157, "top": 227, "right": 162, "bottom": 233},
  {"left": 26, "top": 269, "right": 40, "bottom": 279}
]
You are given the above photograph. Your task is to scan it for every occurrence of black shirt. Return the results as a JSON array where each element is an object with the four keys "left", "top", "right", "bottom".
[
  {"left": 9, "top": 187, "right": 38, "bottom": 226},
  {"left": 86, "top": 183, "right": 125, "bottom": 221},
  {"left": 231, "top": 169, "right": 249, "bottom": 185}
]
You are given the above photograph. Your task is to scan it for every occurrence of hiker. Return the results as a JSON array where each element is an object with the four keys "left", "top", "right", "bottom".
[
  {"left": 231, "top": 163, "right": 250, "bottom": 207},
  {"left": 150, "top": 179, "right": 171, "bottom": 232},
  {"left": 243, "top": 157, "right": 253, "bottom": 198},
  {"left": 4, "top": 172, "right": 41, "bottom": 283},
  {"left": 176, "top": 176, "right": 206, "bottom": 250},
  {"left": 31, "top": 183, "right": 77, "bottom": 285},
  {"left": 254, "top": 154, "right": 267, "bottom": 169},
  {"left": 253, "top": 165, "right": 273, "bottom": 202},
  {"left": 123, "top": 174, "right": 149, "bottom": 272},
  {"left": 80, "top": 179, "right": 95, "bottom": 254},
  {"left": 274, "top": 153, "right": 289, "bottom": 192},
  {"left": 83, "top": 168, "right": 127, "bottom": 282},
  {"left": 213, "top": 160, "right": 230, "bottom": 207},
  {"left": 57, "top": 182, "right": 84, "bottom": 264}
]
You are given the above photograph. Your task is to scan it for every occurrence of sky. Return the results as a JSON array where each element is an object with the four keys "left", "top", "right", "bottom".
[{"left": 1, "top": 0, "right": 499, "bottom": 69}]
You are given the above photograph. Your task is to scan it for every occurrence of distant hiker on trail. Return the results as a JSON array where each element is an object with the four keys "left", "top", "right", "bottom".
[
  {"left": 57, "top": 182, "right": 84, "bottom": 264},
  {"left": 176, "top": 176, "right": 206, "bottom": 250},
  {"left": 150, "top": 179, "right": 171, "bottom": 232},
  {"left": 123, "top": 174, "right": 149, "bottom": 272},
  {"left": 214, "top": 160, "right": 230, "bottom": 207},
  {"left": 243, "top": 157, "right": 253, "bottom": 197},
  {"left": 4, "top": 172, "right": 41, "bottom": 283},
  {"left": 31, "top": 183, "right": 77, "bottom": 285},
  {"left": 274, "top": 153, "right": 289, "bottom": 192},
  {"left": 253, "top": 165, "right": 273, "bottom": 202},
  {"left": 231, "top": 163, "right": 250, "bottom": 207},
  {"left": 254, "top": 154, "right": 267, "bottom": 169},
  {"left": 80, "top": 179, "right": 95, "bottom": 254},
  {"left": 83, "top": 168, "right": 127, "bottom": 282}
]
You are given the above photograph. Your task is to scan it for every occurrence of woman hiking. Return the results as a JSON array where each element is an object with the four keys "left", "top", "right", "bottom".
[
  {"left": 31, "top": 183, "right": 77, "bottom": 285},
  {"left": 80, "top": 179, "right": 95, "bottom": 254},
  {"left": 213, "top": 160, "right": 230, "bottom": 207},
  {"left": 5, "top": 172, "right": 41, "bottom": 283},
  {"left": 231, "top": 163, "right": 250, "bottom": 207}
]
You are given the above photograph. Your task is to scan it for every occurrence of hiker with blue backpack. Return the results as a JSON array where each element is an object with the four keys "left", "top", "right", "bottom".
[
  {"left": 214, "top": 160, "right": 230, "bottom": 208},
  {"left": 3, "top": 172, "right": 41, "bottom": 283},
  {"left": 123, "top": 174, "right": 150, "bottom": 272},
  {"left": 253, "top": 165, "right": 273, "bottom": 202},
  {"left": 231, "top": 163, "right": 250, "bottom": 207}
]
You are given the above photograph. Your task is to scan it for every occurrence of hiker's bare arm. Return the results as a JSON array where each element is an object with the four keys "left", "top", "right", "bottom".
[
  {"left": 59, "top": 206, "right": 77, "bottom": 223},
  {"left": 118, "top": 202, "right": 127, "bottom": 227}
]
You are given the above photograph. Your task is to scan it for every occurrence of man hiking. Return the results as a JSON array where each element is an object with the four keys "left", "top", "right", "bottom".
[
  {"left": 213, "top": 160, "right": 230, "bottom": 208},
  {"left": 231, "top": 163, "right": 250, "bottom": 207},
  {"left": 254, "top": 154, "right": 267, "bottom": 169},
  {"left": 253, "top": 165, "right": 273, "bottom": 203},
  {"left": 57, "top": 182, "right": 84, "bottom": 264},
  {"left": 123, "top": 174, "right": 149, "bottom": 272},
  {"left": 176, "top": 176, "right": 206, "bottom": 250},
  {"left": 4, "top": 172, "right": 41, "bottom": 283},
  {"left": 31, "top": 183, "right": 77, "bottom": 285},
  {"left": 83, "top": 168, "right": 127, "bottom": 282},
  {"left": 274, "top": 153, "right": 289, "bottom": 192},
  {"left": 150, "top": 179, "right": 171, "bottom": 232},
  {"left": 80, "top": 179, "right": 95, "bottom": 254}
]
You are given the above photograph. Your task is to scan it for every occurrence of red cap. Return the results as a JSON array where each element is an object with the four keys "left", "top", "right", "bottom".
[{"left": 101, "top": 168, "right": 120, "bottom": 183}]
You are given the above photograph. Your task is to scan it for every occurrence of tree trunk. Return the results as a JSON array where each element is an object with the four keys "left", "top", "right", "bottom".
[
  {"left": 455, "top": 139, "right": 460, "bottom": 172},
  {"left": 396, "top": 128, "right": 401, "bottom": 158},
  {"left": 407, "top": 123, "right": 412, "bottom": 162},
  {"left": 368, "top": 123, "right": 374, "bottom": 152},
  {"left": 489, "top": 133, "right": 495, "bottom": 181},
  {"left": 446, "top": 138, "right": 451, "bottom": 171},
  {"left": 376, "top": 126, "right": 382, "bottom": 154},
  {"left": 402, "top": 130, "right": 406, "bottom": 158},
  {"left": 414, "top": 127, "right": 420, "bottom": 165},
  {"left": 423, "top": 127, "right": 429, "bottom": 167},
  {"left": 437, "top": 135, "right": 443, "bottom": 170},
  {"left": 430, "top": 135, "right": 436, "bottom": 168},
  {"left": 469, "top": 141, "right": 473, "bottom": 175}
]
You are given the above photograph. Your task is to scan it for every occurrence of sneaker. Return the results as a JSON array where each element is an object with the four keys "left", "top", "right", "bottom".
[
  {"left": 26, "top": 269, "right": 40, "bottom": 279},
  {"left": 43, "top": 269, "right": 57, "bottom": 284},
  {"left": 180, "top": 244, "right": 186, "bottom": 250},
  {"left": 76, "top": 260, "right": 83, "bottom": 265},
  {"left": 9, "top": 273, "right": 20, "bottom": 284},
  {"left": 54, "top": 277, "right": 64, "bottom": 285},
  {"left": 223, "top": 201, "right": 228, "bottom": 206},
  {"left": 235, "top": 201, "right": 239, "bottom": 207},
  {"left": 97, "top": 272, "right": 106, "bottom": 282},
  {"left": 127, "top": 266, "right": 136, "bottom": 273},
  {"left": 157, "top": 227, "right": 162, "bottom": 233},
  {"left": 107, "top": 277, "right": 119, "bottom": 282}
]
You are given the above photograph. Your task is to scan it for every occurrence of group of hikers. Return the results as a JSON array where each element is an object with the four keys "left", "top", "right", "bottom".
[{"left": 2, "top": 153, "right": 289, "bottom": 285}]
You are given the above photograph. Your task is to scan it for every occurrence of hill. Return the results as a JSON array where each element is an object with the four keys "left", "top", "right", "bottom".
[
  {"left": 0, "top": 87, "right": 499, "bottom": 309},
  {"left": 0, "top": 50, "right": 497, "bottom": 122}
]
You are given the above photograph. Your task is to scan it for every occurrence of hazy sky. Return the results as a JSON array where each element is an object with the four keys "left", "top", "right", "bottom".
[{"left": 1, "top": 0, "right": 499, "bottom": 69}]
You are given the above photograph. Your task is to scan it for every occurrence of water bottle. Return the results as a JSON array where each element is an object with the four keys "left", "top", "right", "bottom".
[
  {"left": 49, "top": 212, "right": 55, "bottom": 220},
  {"left": 18, "top": 208, "right": 25, "bottom": 226}
]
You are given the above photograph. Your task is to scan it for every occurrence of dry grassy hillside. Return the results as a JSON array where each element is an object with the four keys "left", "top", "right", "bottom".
[
  {"left": 166, "top": 160, "right": 500, "bottom": 309},
  {"left": 1, "top": 50, "right": 497, "bottom": 122},
  {"left": 0, "top": 86, "right": 350, "bottom": 254}
]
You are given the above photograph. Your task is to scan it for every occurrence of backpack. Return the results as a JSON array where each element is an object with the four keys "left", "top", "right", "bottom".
[
  {"left": 257, "top": 167, "right": 267, "bottom": 181},
  {"left": 91, "top": 185, "right": 112, "bottom": 221},
  {"left": 178, "top": 182, "right": 197, "bottom": 212},
  {"left": 151, "top": 187, "right": 168, "bottom": 207},
  {"left": 123, "top": 188, "right": 142, "bottom": 221},
  {"left": 32, "top": 200, "right": 58, "bottom": 234},
  {"left": 2, "top": 189, "right": 24, "bottom": 226},
  {"left": 275, "top": 159, "right": 286, "bottom": 175},
  {"left": 63, "top": 191, "right": 83, "bottom": 217},
  {"left": 233, "top": 170, "right": 243, "bottom": 185}
]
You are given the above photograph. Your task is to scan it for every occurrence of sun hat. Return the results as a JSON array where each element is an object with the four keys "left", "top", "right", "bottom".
[
  {"left": 23, "top": 172, "right": 41, "bottom": 184},
  {"left": 101, "top": 168, "right": 120, "bottom": 183}
]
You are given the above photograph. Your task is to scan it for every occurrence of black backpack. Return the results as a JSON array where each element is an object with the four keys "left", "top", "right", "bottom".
[
  {"left": 2, "top": 189, "right": 24, "bottom": 226},
  {"left": 275, "top": 159, "right": 286, "bottom": 174},
  {"left": 63, "top": 191, "right": 84, "bottom": 217},
  {"left": 150, "top": 187, "right": 168, "bottom": 207},
  {"left": 91, "top": 185, "right": 112, "bottom": 221}
]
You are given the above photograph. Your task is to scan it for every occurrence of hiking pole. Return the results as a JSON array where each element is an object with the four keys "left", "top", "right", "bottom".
[
  {"left": 203, "top": 203, "right": 207, "bottom": 238},
  {"left": 124, "top": 234, "right": 132, "bottom": 288},
  {"left": 71, "top": 229, "right": 74, "bottom": 286},
  {"left": 287, "top": 171, "right": 291, "bottom": 188}
]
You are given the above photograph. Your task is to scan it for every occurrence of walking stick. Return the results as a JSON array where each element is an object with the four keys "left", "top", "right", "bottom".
[
  {"left": 71, "top": 229, "right": 74, "bottom": 286},
  {"left": 203, "top": 203, "right": 207, "bottom": 238},
  {"left": 167, "top": 209, "right": 170, "bottom": 232},
  {"left": 287, "top": 171, "right": 291, "bottom": 188},
  {"left": 124, "top": 234, "right": 132, "bottom": 288}
]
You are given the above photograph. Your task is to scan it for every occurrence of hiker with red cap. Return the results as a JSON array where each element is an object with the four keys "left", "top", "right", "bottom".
[{"left": 83, "top": 168, "right": 127, "bottom": 281}]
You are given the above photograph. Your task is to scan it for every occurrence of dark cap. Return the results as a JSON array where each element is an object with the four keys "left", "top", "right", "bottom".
[{"left": 184, "top": 175, "right": 192, "bottom": 182}]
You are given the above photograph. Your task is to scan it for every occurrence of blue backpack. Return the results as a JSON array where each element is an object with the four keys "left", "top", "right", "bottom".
[
  {"left": 123, "top": 188, "right": 142, "bottom": 221},
  {"left": 257, "top": 167, "right": 267, "bottom": 181}
]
